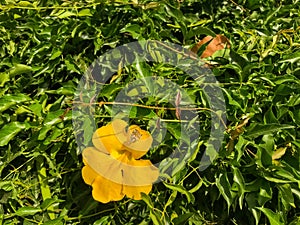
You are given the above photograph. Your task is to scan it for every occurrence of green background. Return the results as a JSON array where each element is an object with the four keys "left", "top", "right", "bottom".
[{"left": 0, "top": 0, "right": 300, "bottom": 224}]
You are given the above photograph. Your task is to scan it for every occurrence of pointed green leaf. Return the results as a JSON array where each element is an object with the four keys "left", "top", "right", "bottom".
[
  {"left": 0, "top": 94, "right": 31, "bottom": 112},
  {"left": 77, "top": 9, "right": 92, "bottom": 17},
  {"left": 216, "top": 172, "right": 232, "bottom": 211},
  {"left": 15, "top": 206, "right": 42, "bottom": 216},
  {"left": 8, "top": 64, "right": 32, "bottom": 77},
  {"left": 163, "top": 182, "right": 195, "bottom": 203},
  {"left": 257, "top": 207, "right": 284, "bottom": 225},
  {"left": 0, "top": 122, "right": 30, "bottom": 146},
  {"left": 246, "top": 124, "right": 294, "bottom": 138}
]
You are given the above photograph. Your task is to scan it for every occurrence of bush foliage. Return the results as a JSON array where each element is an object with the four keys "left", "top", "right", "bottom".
[{"left": 0, "top": 0, "right": 300, "bottom": 224}]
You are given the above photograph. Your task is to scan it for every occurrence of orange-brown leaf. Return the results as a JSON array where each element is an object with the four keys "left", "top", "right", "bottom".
[{"left": 191, "top": 34, "right": 230, "bottom": 58}]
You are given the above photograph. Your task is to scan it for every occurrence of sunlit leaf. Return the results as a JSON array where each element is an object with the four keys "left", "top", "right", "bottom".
[
  {"left": 0, "top": 122, "right": 30, "bottom": 146},
  {"left": 257, "top": 207, "right": 284, "bottom": 225}
]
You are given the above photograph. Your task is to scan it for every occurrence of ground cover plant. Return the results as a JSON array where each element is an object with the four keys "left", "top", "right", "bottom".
[{"left": 0, "top": 0, "right": 300, "bottom": 224}]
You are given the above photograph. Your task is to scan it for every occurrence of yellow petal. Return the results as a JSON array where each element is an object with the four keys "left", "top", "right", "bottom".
[
  {"left": 82, "top": 164, "right": 99, "bottom": 185},
  {"left": 82, "top": 147, "right": 123, "bottom": 184},
  {"left": 92, "top": 119, "right": 128, "bottom": 154},
  {"left": 123, "top": 125, "right": 153, "bottom": 159},
  {"left": 92, "top": 175, "right": 124, "bottom": 203},
  {"left": 123, "top": 184, "right": 153, "bottom": 200},
  {"left": 122, "top": 158, "right": 159, "bottom": 186}
]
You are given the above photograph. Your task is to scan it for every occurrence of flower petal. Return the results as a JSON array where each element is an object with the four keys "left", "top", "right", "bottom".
[
  {"left": 82, "top": 164, "right": 99, "bottom": 185},
  {"left": 123, "top": 184, "right": 153, "bottom": 200},
  {"left": 123, "top": 125, "right": 153, "bottom": 159},
  {"left": 121, "top": 158, "right": 159, "bottom": 186},
  {"left": 82, "top": 147, "right": 123, "bottom": 184},
  {"left": 92, "top": 119, "right": 128, "bottom": 154},
  {"left": 92, "top": 175, "right": 124, "bottom": 203}
]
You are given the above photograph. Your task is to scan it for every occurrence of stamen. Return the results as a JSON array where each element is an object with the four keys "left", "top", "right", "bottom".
[{"left": 129, "top": 129, "right": 141, "bottom": 143}]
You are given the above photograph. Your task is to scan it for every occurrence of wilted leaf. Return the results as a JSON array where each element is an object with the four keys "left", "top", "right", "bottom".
[
  {"left": 227, "top": 116, "right": 250, "bottom": 151},
  {"left": 272, "top": 147, "right": 287, "bottom": 160},
  {"left": 191, "top": 34, "right": 230, "bottom": 58}
]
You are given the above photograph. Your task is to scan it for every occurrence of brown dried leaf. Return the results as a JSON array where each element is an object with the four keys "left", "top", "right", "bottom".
[
  {"left": 226, "top": 117, "right": 250, "bottom": 151},
  {"left": 191, "top": 34, "right": 231, "bottom": 58}
]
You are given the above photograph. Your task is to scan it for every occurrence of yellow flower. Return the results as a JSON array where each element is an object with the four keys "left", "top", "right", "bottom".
[{"left": 82, "top": 119, "right": 159, "bottom": 203}]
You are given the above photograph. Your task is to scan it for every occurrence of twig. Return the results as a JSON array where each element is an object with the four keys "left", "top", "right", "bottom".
[{"left": 72, "top": 100, "right": 227, "bottom": 129}]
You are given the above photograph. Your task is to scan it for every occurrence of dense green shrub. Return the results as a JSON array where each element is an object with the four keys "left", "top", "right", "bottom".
[{"left": 0, "top": 0, "right": 299, "bottom": 224}]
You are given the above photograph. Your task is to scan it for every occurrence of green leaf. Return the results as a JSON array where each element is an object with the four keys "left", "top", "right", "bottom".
[
  {"left": 165, "top": 191, "right": 177, "bottom": 208},
  {"left": 222, "top": 88, "right": 244, "bottom": 111},
  {"left": 232, "top": 167, "right": 245, "bottom": 209},
  {"left": 8, "top": 64, "right": 33, "bottom": 77},
  {"left": 0, "top": 72, "right": 9, "bottom": 87},
  {"left": 187, "top": 27, "right": 216, "bottom": 40},
  {"left": 187, "top": 140, "right": 203, "bottom": 163},
  {"left": 50, "top": 50, "right": 62, "bottom": 60},
  {"left": 142, "top": 192, "right": 164, "bottom": 225},
  {"left": 77, "top": 9, "right": 92, "bottom": 17},
  {"left": 274, "top": 169, "right": 300, "bottom": 186},
  {"left": 0, "top": 122, "right": 30, "bottom": 146},
  {"left": 17, "top": 1, "right": 33, "bottom": 7},
  {"left": 279, "top": 51, "right": 300, "bottom": 64},
  {"left": 216, "top": 172, "right": 232, "bottom": 212},
  {"left": 36, "top": 156, "right": 55, "bottom": 219},
  {"left": 203, "top": 143, "right": 218, "bottom": 165},
  {"left": 275, "top": 84, "right": 295, "bottom": 96},
  {"left": 172, "top": 213, "right": 194, "bottom": 225},
  {"left": 277, "top": 183, "right": 295, "bottom": 210},
  {"left": 40, "top": 198, "right": 64, "bottom": 210},
  {"left": 44, "top": 109, "right": 69, "bottom": 126},
  {"left": 120, "top": 24, "right": 143, "bottom": 39},
  {"left": 14, "top": 13, "right": 22, "bottom": 19},
  {"left": 171, "top": 158, "right": 187, "bottom": 177},
  {"left": 133, "top": 61, "right": 154, "bottom": 94},
  {"left": 257, "top": 135, "right": 274, "bottom": 167},
  {"left": 83, "top": 117, "right": 93, "bottom": 147},
  {"left": 65, "top": 56, "right": 81, "bottom": 73},
  {"left": 93, "top": 216, "right": 111, "bottom": 225},
  {"left": 38, "top": 109, "right": 70, "bottom": 140},
  {"left": 42, "top": 217, "right": 64, "bottom": 225},
  {"left": 141, "top": 193, "right": 154, "bottom": 208},
  {"left": 0, "top": 181, "right": 13, "bottom": 191},
  {"left": 15, "top": 206, "right": 42, "bottom": 217},
  {"left": 163, "top": 182, "right": 195, "bottom": 204},
  {"left": 288, "top": 217, "right": 300, "bottom": 225},
  {"left": 57, "top": 11, "right": 76, "bottom": 19},
  {"left": 188, "top": 179, "right": 203, "bottom": 193},
  {"left": 166, "top": 122, "right": 190, "bottom": 145},
  {"left": 264, "top": 176, "right": 293, "bottom": 184},
  {"left": 245, "top": 124, "right": 295, "bottom": 138},
  {"left": 258, "top": 181, "right": 272, "bottom": 206},
  {"left": 234, "top": 135, "right": 246, "bottom": 162},
  {"left": 0, "top": 94, "right": 31, "bottom": 112},
  {"left": 164, "top": 4, "right": 183, "bottom": 21},
  {"left": 256, "top": 207, "right": 284, "bottom": 225},
  {"left": 150, "top": 210, "right": 164, "bottom": 225}
]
